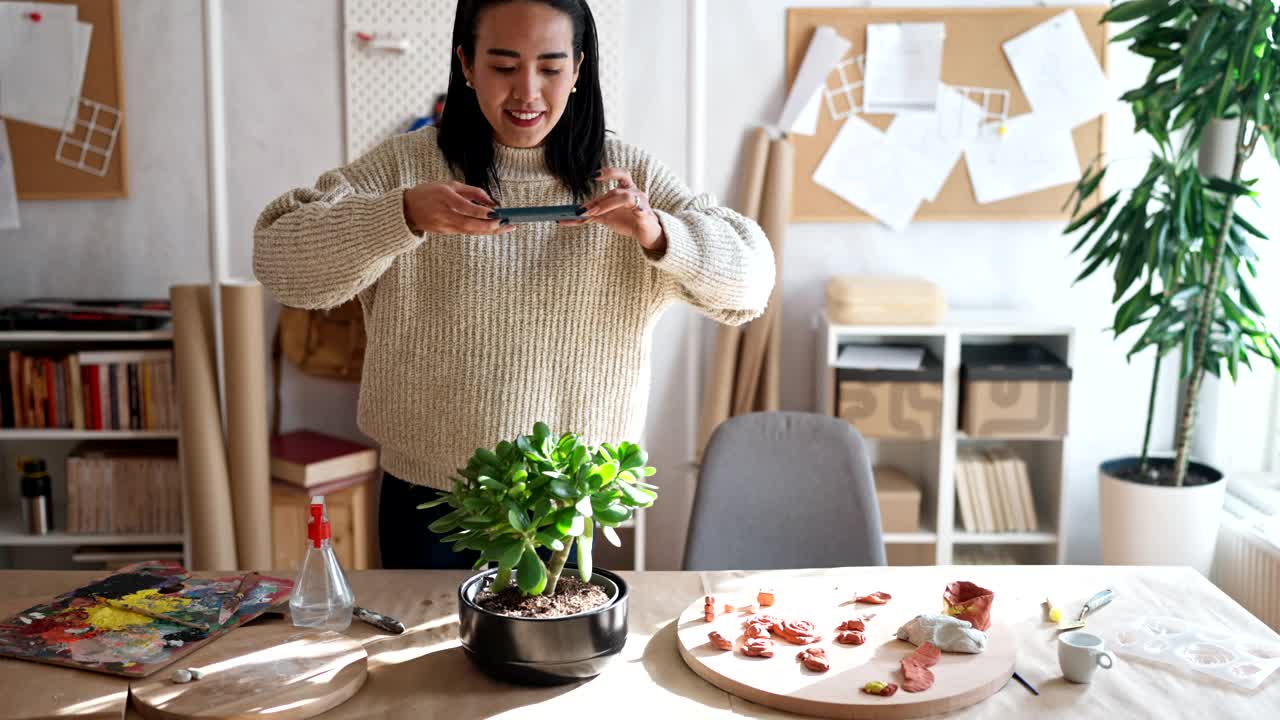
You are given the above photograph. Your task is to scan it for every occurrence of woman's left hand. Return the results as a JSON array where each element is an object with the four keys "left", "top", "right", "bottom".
[{"left": 560, "top": 168, "right": 665, "bottom": 253}]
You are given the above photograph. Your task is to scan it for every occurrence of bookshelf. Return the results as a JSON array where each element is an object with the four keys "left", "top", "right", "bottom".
[
  {"left": 816, "top": 310, "right": 1073, "bottom": 566},
  {"left": 0, "top": 329, "right": 188, "bottom": 568}
]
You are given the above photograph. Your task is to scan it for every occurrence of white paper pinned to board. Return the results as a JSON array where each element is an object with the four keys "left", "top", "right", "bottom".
[
  {"left": 964, "top": 113, "right": 1080, "bottom": 205},
  {"left": 863, "top": 22, "right": 945, "bottom": 114},
  {"left": 813, "top": 115, "right": 927, "bottom": 232},
  {"left": 0, "top": 118, "right": 20, "bottom": 230},
  {"left": 1003, "top": 10, "right": 1109, "bottom": 130},
  {"left": 885, "top": 85, "right": 985, "bottom": 202},
  {"left": 777, "top": 26, "right": 851, "bottom": 135},
  {"left": 0, "top": 2, "right": 88, "bottom": 132}
]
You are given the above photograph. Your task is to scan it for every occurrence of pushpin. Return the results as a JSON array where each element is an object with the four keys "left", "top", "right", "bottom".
[
  {"left": 355, "top": 31, "right": 374, "bottom": 42},
  {"left": 29, "top": 11, "right": 43, "bottom": 22},
  {"left": 997, "top": 124, "right": 1009, "bottom": 136}
]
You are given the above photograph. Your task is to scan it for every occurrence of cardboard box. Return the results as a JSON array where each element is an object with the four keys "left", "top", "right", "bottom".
[
  {"left": 874, "top": 465, "right": 922, "bottom": 533},
  {"left": 826, "top": 276, "right": 946, "bottom": 325},
  {"left": 960, "top": 343, "right": 1071, "bottom": 438},
  {"left": 836, "top": 350, "right": 942, "bottom": 439}
]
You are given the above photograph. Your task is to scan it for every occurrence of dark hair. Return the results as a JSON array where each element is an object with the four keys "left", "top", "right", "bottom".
[{"left": 438, "top": 0, "right": 606, "bottom": 201}]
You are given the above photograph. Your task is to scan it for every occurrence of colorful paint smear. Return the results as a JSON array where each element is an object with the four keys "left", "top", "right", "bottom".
[{"left": 0, "top": 561, "right": 293, "bottom": 677}]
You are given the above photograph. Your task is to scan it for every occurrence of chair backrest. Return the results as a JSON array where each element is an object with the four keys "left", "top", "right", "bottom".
[{"left": 683, "top": 411, "right": 886, "bottom": 570}]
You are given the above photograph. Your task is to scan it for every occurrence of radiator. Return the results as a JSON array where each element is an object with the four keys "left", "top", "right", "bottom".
[{"left": 1213, "top": 481, "right": 1280, "bottom": 632}]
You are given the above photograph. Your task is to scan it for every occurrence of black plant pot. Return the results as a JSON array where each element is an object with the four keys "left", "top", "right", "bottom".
[{"left": 457, "top": 565, "right": 628, "bottom": 686}]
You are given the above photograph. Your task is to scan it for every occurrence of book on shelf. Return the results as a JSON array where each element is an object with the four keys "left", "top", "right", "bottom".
[
  {"left": 954, "top": 447, "right": 1039, "bottom": 533},
  {"left": 65, "top": 440, "right": 183, "bottom": 535},
  {"left": 0, "top": 349, "right": 177, "bottom": 431},
  {"left": 270, "top": 430, "right": 379, "bottom": 489}
]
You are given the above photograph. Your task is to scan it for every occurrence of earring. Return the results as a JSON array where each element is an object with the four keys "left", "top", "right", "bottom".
[
  {"left": 466, "top": 80, "right": 474, "bottom": 88},
  {"left": 571, "top": 86, "right": 577, "bottom": 93}
]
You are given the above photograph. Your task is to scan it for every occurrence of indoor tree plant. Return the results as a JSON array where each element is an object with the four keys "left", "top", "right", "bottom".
[
  {"left": 1065, "top": 0, "right": 1280, "bottom": 573},
  {"left": 421, "top": 421, "right": 658, "bottom": 684}
]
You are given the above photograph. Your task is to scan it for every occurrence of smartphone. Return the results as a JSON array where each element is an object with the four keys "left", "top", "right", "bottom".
[{"left": 494, "top": 204, "right": 583, "bottom": 224}]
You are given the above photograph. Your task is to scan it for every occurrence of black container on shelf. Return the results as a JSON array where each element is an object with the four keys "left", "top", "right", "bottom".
[{"left": 960, "top": 343, "right": 1071, "bottom": 438}]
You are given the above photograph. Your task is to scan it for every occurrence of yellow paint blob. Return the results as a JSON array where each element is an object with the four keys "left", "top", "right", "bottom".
[{"left": 86, "top": 588, "right": 194, "bottom": 630}]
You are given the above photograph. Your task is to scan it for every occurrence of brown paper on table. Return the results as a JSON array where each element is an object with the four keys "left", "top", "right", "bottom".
[
  {"left": 220, "top": 282, "right": 274, "bottom": 570},
  {"left": 171, "top": 284, "right": 238, "bottom": 571},
  {"left": 732, "top": 137, "right": 792, "bottom": 416}
]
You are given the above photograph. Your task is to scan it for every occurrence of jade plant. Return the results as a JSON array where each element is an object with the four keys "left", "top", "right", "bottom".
[{"left": 420, "top": 422, "right": 658, "bottom": 595}]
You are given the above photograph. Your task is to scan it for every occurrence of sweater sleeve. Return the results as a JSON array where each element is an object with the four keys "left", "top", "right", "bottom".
[
  {"left": 626, "top": 145, "right": 776, "bottom": 326},
  {"left": 253, "top": 136, "right": 426, "bottom": 310}
]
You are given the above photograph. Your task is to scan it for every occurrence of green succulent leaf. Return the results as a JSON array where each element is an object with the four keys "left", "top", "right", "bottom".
[{"left": 516, "top": 548, "right": 547, "bottom": 594}]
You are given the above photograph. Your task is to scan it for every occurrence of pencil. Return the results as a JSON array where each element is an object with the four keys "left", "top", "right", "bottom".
[
  {"left": 93, "top": 596, "right": 208, "bottom": 632},
  {"left": 217, "top": 572, "right": 259, "bottom": 626},
  {"left": 1012, "top": 671, "right": 1040, "bottom": 696}
]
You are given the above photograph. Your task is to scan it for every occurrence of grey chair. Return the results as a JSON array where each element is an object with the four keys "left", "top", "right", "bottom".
[{"left": 683, "top": 411, "right": 886, "bottom": 570}]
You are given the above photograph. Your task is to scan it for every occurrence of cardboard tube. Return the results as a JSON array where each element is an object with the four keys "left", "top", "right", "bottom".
[
  {"left": 696, "top": 127, "right": 773, "bottom": 458},
  {"left": 220, "top": 282, "right": 273, "bottom": 570},
  {"left": 733, "top": 137, "right": 794, "bottom": 416},
  {"left": 759, "top": 138, "right": 794, "bottom": 412},
  {"left": 171, "top": 284, "right": 238, "bottom": 571}
]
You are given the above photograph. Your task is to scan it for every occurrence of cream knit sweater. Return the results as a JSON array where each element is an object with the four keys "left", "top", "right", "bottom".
[{"left": 254, "top": 128, "right": 775, "bottom": 490}]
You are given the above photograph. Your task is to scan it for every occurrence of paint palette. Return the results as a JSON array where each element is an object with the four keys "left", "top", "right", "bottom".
[
  {"left": 1110, "top": 615, "right": 1280, "bottom": 690},
  {"left": 0, "top": 561, "right": 293, "bottom": 677}
]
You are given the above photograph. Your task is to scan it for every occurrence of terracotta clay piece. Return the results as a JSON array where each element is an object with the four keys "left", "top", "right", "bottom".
[
  {"left": 708, "top": 631, "right": 734, "bottom": 651},
  {"left": 943, "top": 581, "right": 995, "bottom": 631},
  {"left": 758, "top": 589, "right": 775, "bottom": 607},
  {"left": 704, "top": 595, "right": 716, "bottom": 622},
  {"left": 862, "top": 681, "right": 899, "bottom": 697},
  {"left": 837, "top": 619, "right": 866, "bottom": 632},
  {"left": 772, "top": 618, "right": 822, "bottom": 645},
  {"left": 745, "top": 621, "right": 772, "bottom": 639},
  {"left": 723, "top": 604, "right": 735, "bottom": 613},
  {"left": 855, "top": 591, "right": 892, "bottom": 605},
  {"left": 796, "top": 647, "right": 829, "bottom": 672},
  {"left": 835, "top": 630, "right": 866, "bottom": 645},
  {"left": 742, "top": 637, "right": 775, "bottom": 658},
  {"left": 900, "top": 642, "right": 941, "bottom": 693}
]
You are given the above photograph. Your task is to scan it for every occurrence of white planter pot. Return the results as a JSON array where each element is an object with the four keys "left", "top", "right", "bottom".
[{"left": 1099, "top": 457, "right": 1226, "bottom": 576}]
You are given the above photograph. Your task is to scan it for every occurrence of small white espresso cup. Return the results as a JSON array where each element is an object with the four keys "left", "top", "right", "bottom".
[{"left": 1059, "top": 631, "right": 1115, "bottom": 683}]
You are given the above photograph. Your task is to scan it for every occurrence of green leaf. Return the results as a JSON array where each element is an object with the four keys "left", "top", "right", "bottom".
[
  {"left": 575, "top": 495, "right": 594, "bottom": 517},
  {"left": 1207, "top": 177, "right": 1256, "bottom": 197},
  {"left": 499, "top": 541, "right": 525, "bottom": 569},
  {"left": 548, "top": 479, "right": 576, "bottom": 500},
  {"left": 553, "top": 507, "right": 583, "bottom": 536},
  {"left": 602, "top": 524, "right": 622, "bottom": 547},
  {"left": 478, "top": 475, "right": 507, "bottom": 492},
  {"left": 617, "top": 481, "right": 657, "bottom": 507},
  {"left": 535, "top": 530, "right": 565, "bottom": 552},
  {"left": 1103, "top": 0, "right": 1165, "bottom": 24},
  {"left": 533, "top": 421, "right": 550, "bottom": 441},
  {"left": 508, "top": 508, "right": 531, "bottom": 531},
  {"left": 417, "top": 496, "right": 451, "bottom": 510},
  {"left": 516, "top": 548, "right": 547, "bottom": 595},
  {"left": 476, "top": 448, "right": 501, "bottom": 467},
  {"left": 594, "top": 503, "right": 631, "bottom": 525},
  {"left": 593, "top": 461, "right": 618, "bottom": 487},
  {"left": 428, "top": 509, "right": 464, "bottom": 534}
]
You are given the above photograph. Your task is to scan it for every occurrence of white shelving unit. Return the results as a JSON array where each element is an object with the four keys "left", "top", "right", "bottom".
[
  {"left": 816, "top": 310, "right": 1073, "bottom": 566},
  {"left": 0, "top": 328, "right": 189, "bottom": 567}
]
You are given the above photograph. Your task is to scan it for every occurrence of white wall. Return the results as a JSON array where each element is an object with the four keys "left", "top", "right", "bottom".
[{"left": 6, "top": 0, "right": 1275, "bottom": 568}]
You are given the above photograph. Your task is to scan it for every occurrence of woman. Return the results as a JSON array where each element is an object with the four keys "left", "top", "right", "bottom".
[{"left": 254, "top": 0, "right": 775, "bottom": 569}]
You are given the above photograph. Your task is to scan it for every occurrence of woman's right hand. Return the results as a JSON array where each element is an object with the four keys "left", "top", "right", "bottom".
[{"left": 402, "top": 181, "right": 515, "bottom": 236}]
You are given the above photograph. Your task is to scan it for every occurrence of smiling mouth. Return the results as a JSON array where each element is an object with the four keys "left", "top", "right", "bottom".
[{"left": 504, "top": 109, "right": 545, "bottom": 127}]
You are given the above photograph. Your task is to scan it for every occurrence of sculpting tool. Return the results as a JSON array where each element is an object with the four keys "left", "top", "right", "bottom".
[
  {"left": 217, "top": 572, "right": 259, "bottom": 626},
  {"left": 353, "top": 606, "right": 405, "bottom": 634}
]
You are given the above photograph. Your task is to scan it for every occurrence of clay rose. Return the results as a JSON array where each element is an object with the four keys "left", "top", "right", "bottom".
[
  {"left": 708, "top": 631, "right": 733, "bottom": 651},
  {"left": 796, "top": 647, "right": 829, "bottom": 672},
  {"left": 742, "top": 637, "right": 775, "bottom": 658},
  {"left": 744, "top": 622, "right": 772, "bottom": 639},
  {"left": 772, "top": 619, "right": 822, "bottom": 645},
  {"left": 943, "top": 581, "right": 995, "bottom": 631},
  {"left": 835, "top": 630, "right": 866, "bottom": 645}
]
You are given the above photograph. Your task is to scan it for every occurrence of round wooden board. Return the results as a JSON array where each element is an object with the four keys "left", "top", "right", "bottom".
[
  {"left": 676, "top": 588, "right": 1016, "bottom": 719},
  {"left": 131, "top": 624, "right": 368, "bottom": 720}
]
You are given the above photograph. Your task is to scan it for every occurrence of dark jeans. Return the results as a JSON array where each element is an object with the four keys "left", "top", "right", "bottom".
[{"left": 378, "top": 472, "right": 482, "bottom": 570}]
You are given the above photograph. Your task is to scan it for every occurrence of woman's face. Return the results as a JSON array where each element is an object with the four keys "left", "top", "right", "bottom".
[{"left": 460, "top": 1, "right": 582, "bottom": 148}]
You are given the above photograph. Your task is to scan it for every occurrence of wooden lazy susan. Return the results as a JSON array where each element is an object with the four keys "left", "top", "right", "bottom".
[
  {"left": 131, "top": 624, "right": 368, "bottom": 720},
  {"left": 676, "top": 586, "right": 1016, "bottom": 719}
]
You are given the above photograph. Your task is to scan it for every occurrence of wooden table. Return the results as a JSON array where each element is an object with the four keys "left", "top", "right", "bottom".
[{"left": 2, "top": 566, "right": 1277, "bottom": 719}]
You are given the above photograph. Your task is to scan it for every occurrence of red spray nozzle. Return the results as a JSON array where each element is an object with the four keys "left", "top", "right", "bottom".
[{"left": 307, "top": 503, "right": 331, "bottom": 548}]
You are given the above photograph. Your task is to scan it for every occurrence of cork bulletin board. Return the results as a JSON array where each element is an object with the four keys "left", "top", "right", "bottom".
[
  {"left": 10, "top": 0, "right": 129, "bottom": 199},
  {"left": 786, "top": 5, "right": 1108, "bottom": 223}
]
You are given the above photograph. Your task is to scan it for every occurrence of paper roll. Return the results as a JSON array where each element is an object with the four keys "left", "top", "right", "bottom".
[
  {"left": 732, "top": 136, "right": 794, "bottom": 416},
  {"left": 758, "top": 138, "right": 794, "bottom": 412},
  {"left": 696, "top": 127, "right": 773, "bottom": 459},
  {"left": 171, "top": 284, "right": 238, "bottom": 571},
  {"left": 220, "top": 282, "right": 274, "bottom": 570}
]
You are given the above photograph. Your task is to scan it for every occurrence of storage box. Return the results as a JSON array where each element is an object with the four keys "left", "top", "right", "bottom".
[
  {"left": 874, "top": 465, "right": 922, "bottom": 533},
  {"left": 960, "top": 343, "right": 1071, "bottom": 438},
  {"left": 826, "top": 276, "right": 946, "bottom": 325},
  {"left": 835, "top": 349, "right": 942, "bottom": 439}
]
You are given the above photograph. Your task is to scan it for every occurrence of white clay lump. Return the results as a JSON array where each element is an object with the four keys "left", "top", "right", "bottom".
[{"left": 896, "top": 613, "right": 988, "bottom": 654}]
